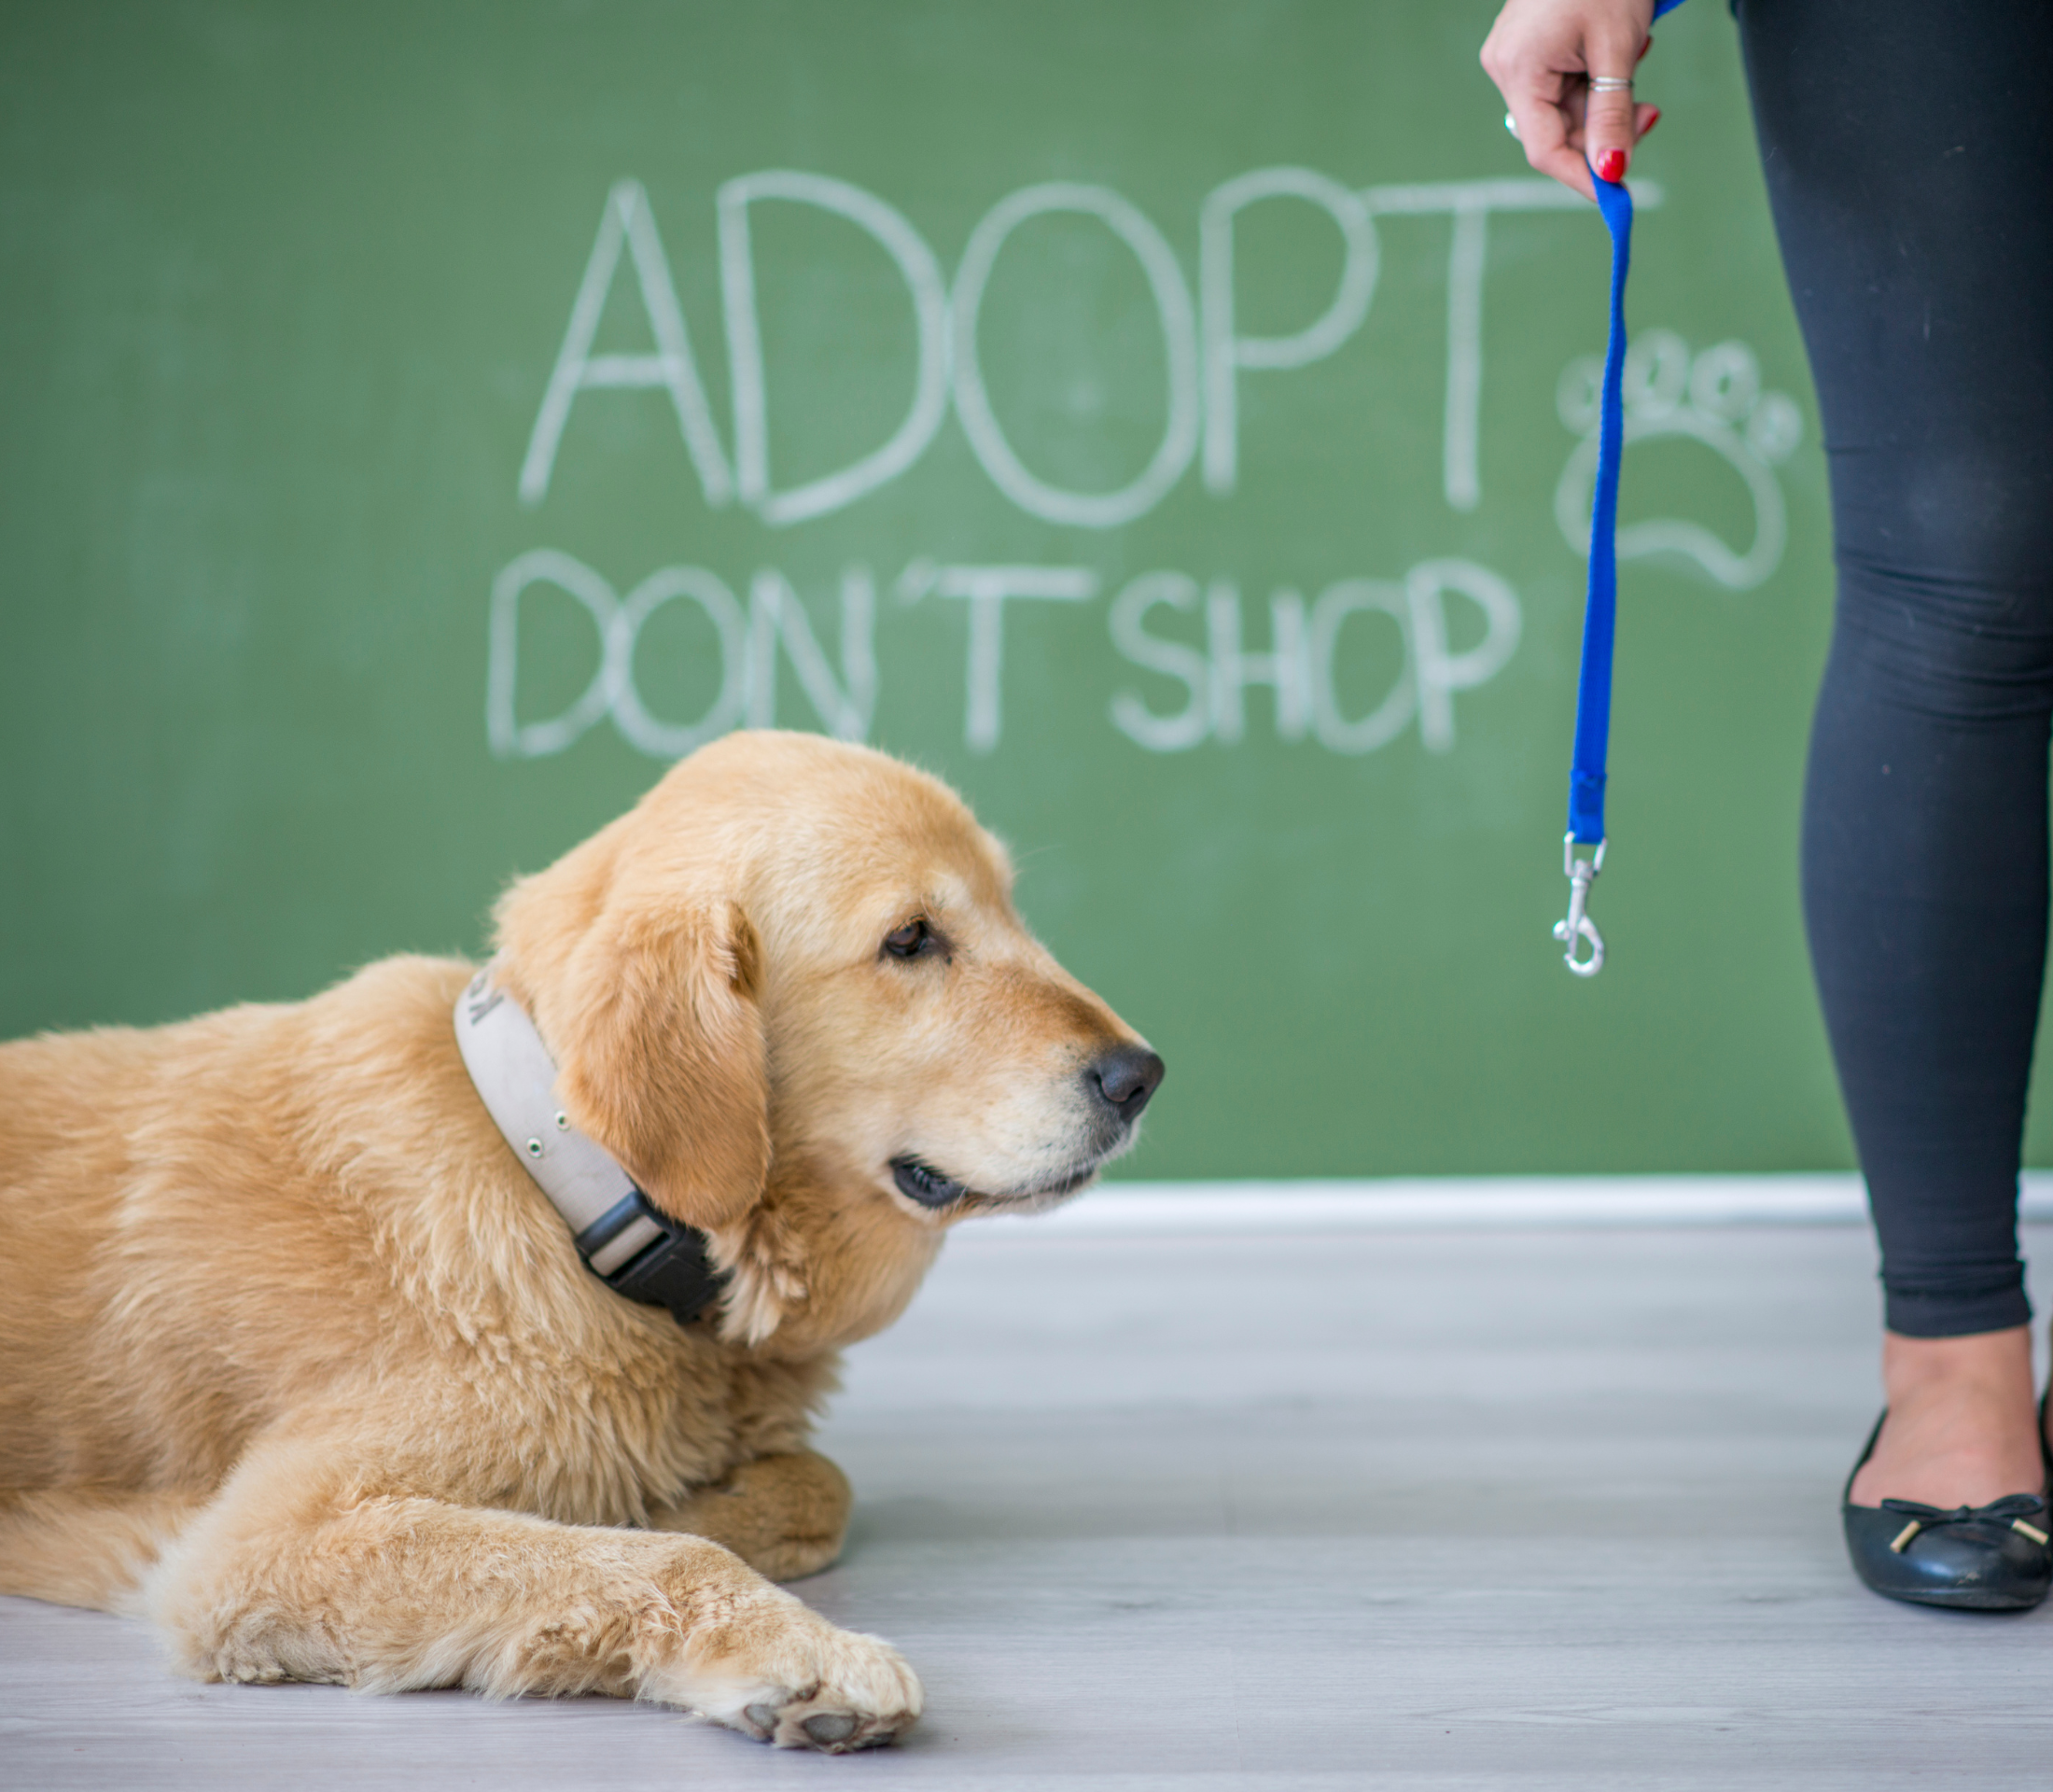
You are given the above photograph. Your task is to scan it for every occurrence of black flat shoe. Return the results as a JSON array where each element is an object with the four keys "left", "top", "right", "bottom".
[{"left": 1841, "top": 1411, "right": 2053, "bottom": 1612}]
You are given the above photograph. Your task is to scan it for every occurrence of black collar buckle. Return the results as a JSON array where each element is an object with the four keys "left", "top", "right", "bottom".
[{"left": 574, "top": 1189, "right": 728, "bottom": 1326}]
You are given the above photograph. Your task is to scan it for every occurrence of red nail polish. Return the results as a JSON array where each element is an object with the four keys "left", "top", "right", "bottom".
[
  {"left": 1641, "top": 107, "right": 1662, "bottom": 137},
  {"left": 1596, "top": 148, "right": 1627, "bottom": 184}
]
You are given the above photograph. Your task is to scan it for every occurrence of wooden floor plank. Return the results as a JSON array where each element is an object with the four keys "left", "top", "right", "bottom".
[{"left": 6, "top": 1219, "right": 2050, "bottom": 1788}]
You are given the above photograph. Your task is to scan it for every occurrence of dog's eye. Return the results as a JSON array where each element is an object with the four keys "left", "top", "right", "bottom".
[{"left": 882, "top": 918, "right": 933, "bottom": 959}]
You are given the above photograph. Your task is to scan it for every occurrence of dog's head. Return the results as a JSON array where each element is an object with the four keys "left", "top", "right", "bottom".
[{"left": 492, "top": 731, "right": 1162, "bottom": 1347}]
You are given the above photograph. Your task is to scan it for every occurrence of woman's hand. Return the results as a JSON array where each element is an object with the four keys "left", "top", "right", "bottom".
[{"left": 1481, "top": 0, "right": 1662, "bottom": 202}]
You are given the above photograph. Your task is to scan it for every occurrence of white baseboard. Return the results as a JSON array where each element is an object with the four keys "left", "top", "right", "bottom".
[{"left": 968, "top": 1173, "right": 2053, "bottom": 1238}]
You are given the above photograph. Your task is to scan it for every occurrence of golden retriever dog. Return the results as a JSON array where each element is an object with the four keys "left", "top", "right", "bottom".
[{"left": 0, "top": 730, "right": 1162, "bottom": 1753}]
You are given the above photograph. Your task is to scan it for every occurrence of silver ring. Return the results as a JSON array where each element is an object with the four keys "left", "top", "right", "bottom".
[
  {"left": 1588, "top": 75, "right": 1634, "bottom": 91},
  {"left": 1503, "top": 111, "right": 1520, "bottom": 139}
]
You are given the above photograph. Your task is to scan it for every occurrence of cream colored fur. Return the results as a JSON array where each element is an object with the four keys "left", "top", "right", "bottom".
[{"left": 0, "top": 731, "right": 1154, "bottom": 1754}]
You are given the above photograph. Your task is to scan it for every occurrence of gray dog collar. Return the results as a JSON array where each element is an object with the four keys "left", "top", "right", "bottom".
[{"left": 454, "top": 969, "right": 725, "bottom": 1326}]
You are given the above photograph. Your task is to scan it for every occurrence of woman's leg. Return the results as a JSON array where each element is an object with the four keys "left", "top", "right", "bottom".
[{"left": 1734, "top": 0, "right": 2053, "bottom": 1500}]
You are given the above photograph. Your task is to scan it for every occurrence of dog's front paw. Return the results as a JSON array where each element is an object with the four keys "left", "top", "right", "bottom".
[
  {"left": 733, "top": 1659, "right": 917, "bottom": 1753},
  {"left": 654, "top": 1590, "right": 922, "bottom": 1752},
  {"left": 649, "top": 1450, "right": 853, "bottom": 1581}
]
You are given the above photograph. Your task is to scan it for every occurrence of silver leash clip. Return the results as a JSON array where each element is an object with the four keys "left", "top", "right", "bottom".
[{"left": 1554, "top": 833, "right": 1606, "bottom": 977}]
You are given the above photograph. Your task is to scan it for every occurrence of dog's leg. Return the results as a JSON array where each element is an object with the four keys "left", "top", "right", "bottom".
[
  {"left": 649, "top": 1449, "right": 853, "bottom": 1581},
  {"left": 0, "top": 1488, "right": 204, "bottom": 1613},
  {"left": 144, "top": 1443, "right": 920, "bottom": 1752}
]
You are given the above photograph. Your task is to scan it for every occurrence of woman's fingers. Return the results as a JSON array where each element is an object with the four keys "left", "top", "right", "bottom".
[
  {"left": 1581, "top": 13, "right": 1647, "bottom": 183},
  {"left": 1501, "top": 87, "right": 1658, "bottom": 200},
  {"left": 1585, "top": 73, "right": 1641, "bottom": 185},
  {"left": 1486, "top": 14, "right": 1595, "bottom": 198},
  {"left": 1520, "top": 100, "right": 1598, "bottom": 201},
  {"left": 1480, "top": 0, "right": 1658, "bottom": 199}
]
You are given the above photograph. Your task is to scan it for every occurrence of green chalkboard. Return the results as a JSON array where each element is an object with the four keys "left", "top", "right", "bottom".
[{"left": 10, "top": 0, "right": 2032, "bottom": 1178}]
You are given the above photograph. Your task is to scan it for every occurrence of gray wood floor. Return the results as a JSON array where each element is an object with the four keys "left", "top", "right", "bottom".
[{"left": 7, "top": 1218, "right": 2052, "bottom": 1790}]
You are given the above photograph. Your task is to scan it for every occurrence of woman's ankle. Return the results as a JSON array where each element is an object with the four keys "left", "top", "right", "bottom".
[
  {"left": 1881, "top": 1325, "right": 2034, "bottom": 1402},
  {"left": 1848, "top": 1326, "right": 2041, "bottom": 1508}
]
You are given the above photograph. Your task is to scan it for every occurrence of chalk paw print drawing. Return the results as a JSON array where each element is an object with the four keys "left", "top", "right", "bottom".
[{"left": 1554, "top": 330, "right": 1804, "bottom": 591}]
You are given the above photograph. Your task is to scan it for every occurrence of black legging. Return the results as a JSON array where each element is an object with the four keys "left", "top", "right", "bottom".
[{"left": 1734, "top": 0, "right": 2053, "bottom": 1336}]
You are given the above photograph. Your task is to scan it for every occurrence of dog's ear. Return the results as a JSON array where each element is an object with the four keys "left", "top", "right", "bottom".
[{"left": 544, "top": 899, "right": 770, "bottom": 1234}]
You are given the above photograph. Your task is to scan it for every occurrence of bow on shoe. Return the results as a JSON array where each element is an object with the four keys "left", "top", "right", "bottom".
[{"left": 1879, "top": 1493, "right": 2051, "bottom": 1554}]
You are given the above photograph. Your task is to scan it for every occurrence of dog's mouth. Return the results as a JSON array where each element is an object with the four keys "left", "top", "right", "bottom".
[
  {"left": 889, "top": 1157, "right": 969, "bottom": 1209},
  {"left": 888, "top": 1155, "right": 1099, "bottom": 1212}
]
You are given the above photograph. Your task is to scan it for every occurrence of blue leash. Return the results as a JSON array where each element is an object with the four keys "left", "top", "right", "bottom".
[
  {"left": 1555, "top": 0, "right": 1687, "bottom": 976},
  {"left": 1554, "top": 167, "right": 1631, "bottom": 977}
]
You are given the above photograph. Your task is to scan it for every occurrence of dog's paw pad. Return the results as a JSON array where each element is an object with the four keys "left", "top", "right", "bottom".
[
  {"left": 769, "top": 1696, "right": 912, "bottom": 1753},
  {"left": 675, "top": 1606, "right": 922, "bottom": 1751}
]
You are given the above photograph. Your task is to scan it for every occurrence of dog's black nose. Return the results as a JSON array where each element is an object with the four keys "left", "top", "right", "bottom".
[{"left": 1090, "top": 1045, "right": 1166, "bottom": 1125}]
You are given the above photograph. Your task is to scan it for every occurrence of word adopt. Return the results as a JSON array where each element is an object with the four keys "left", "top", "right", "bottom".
[{"left": 519, "top": 169, "right": 1650, "bottom": 529}]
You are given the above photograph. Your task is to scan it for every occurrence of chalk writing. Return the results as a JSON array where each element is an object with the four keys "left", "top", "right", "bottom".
[
  {"left": 1199, "top": 168, "right": 1377, "bottom": 498},
  {"left": 489, "top": 553, "right": 873, "bottom": 760},
  {"left": 491, "top": 173, "right": 1782, "bottom": 766},
  {"left": 1554, "top": 331, "right": 1802, "bottom": 590},
  {"left": 490, "top": 552, "right": 1520, "bottom": 763},
  {"left": 1109, "top": 559, "right": 1520, "bottom": 754},
  {"left": 515, "top": 170, "right": 1665, "bottom": 530},
  {"left": 519, "top": 184, "right": 732, "bottom": 511},
  {"left": 912, "top": 564, "right": 1101, "bottom": 750},
  {"left": 719, "top": 173, "right": 950, "bottom": 526}
]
